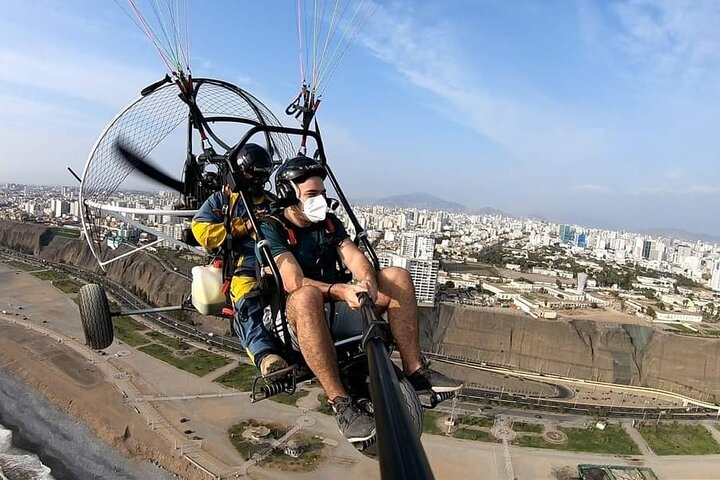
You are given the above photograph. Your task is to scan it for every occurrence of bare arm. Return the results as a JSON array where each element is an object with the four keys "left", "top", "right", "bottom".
[
  {"left": 274, "top": 252, "right": 336, "bottom": 297},
  {"left": 337, "top": 239, "right": 378, "bottom": 301},
  {"left": 274, "top": 244, "right": 370, "bottom": 307}
]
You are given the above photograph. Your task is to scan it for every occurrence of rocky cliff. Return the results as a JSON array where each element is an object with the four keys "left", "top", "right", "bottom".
[
  {"left": 420, "top": 304, "right": 720, "bottom": 399},
  {"left": 4, "top": 220, "right": 719, "bottom": 399},
  {"left": 0, "top": 220, "right": 190, "bottom": 306},
  {"left": 0, "top": 221, "right": 54, "bottom": 255}
]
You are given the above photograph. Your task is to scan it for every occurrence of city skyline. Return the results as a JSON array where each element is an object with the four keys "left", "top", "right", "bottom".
[
  {"left": 1, "top": 2, "right": 720, "bottom": 234},
  {"left": 4, "top": 181, "right": 720, "bottom": 242}
]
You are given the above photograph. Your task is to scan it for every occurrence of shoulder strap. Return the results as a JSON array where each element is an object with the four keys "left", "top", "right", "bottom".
[{"left": 263, "top": 215, "right": 298, "bottom": 247}]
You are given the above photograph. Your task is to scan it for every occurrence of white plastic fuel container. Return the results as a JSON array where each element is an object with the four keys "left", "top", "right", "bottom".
[{"left": 191, "top": 260, "right": 225, "bottom": 315}]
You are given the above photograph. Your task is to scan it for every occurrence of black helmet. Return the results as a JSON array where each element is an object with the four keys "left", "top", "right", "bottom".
[
  {"left": 276, "top": 155, "right": 326, "bottom": 184},
  {"left": 275, "top": 155, "right": 327, "bottom": 205},
  {"left": 236, "top": 143, "right": 273, "bottom": 194}
]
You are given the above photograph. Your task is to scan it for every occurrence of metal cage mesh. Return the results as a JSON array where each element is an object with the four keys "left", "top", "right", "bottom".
[{"left": 80, "top": 78, "right": 295, "bottom": 263}]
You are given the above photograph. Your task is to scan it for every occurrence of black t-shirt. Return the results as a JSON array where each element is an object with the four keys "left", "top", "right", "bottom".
[{"left": 260, "top": 213, "right": 350, "bottom": 283}]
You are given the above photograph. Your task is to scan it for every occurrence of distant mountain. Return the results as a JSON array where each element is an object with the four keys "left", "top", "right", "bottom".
[
  {"left": 374, "top": 193, "right": 466, "bottom": 212},
  {"left": 354, "top": 192, "right": 514, "bottom": 216},
  {"left": 471, "top": 206, "right": 514, "bottom": 217},
  {"left": 640, "top": 228, "right": 720, "bottom": 244}
]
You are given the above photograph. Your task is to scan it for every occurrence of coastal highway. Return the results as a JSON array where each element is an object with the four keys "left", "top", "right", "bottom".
[
  {"left": 426, "top": 351, "right": 720, "bottom": 417},
  {"left": 4, "top": 246, "right": 720, "bottom": 420}
]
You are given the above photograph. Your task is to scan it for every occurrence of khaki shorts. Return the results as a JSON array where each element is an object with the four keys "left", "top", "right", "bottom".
[{"left": 264, "top": 301, "right": 364, "bottom": 350}]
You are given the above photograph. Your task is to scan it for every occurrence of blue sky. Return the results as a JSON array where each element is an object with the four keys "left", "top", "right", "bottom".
[{"left": 1, "top": 1, "right": 719, "bottom": 235}]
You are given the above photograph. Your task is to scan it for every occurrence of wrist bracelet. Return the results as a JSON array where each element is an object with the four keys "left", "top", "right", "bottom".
[{"left": 327, "top": 283, "right": 336, "bottom": 298}]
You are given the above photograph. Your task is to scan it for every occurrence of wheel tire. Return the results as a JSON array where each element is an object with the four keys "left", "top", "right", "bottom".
[
  {"left": 358, "top": 377, "right": 424, "bottom": 459},
  {"left": 78, "top": 284, "right": 114, "bottom": 350}
]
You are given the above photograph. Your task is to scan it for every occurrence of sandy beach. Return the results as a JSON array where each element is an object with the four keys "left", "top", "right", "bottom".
[{"left": 0, "top": 360, "right": 175, "bottom": 480}]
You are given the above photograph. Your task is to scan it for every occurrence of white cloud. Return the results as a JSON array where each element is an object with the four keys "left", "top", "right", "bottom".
[
  {"left": 611, "top": 0, "right": 720, "bottom": 81},
  {"left": 629, "top": 184, "right": 720, "bottom": 196},
  {"left": 0, "top": 94, "right": 99, "bottom": 129},
  {"left": 0, "top": 46, "right": 155, "bottom": 108},
  {"left": 571, "top": 184, "right": 615, "bottom": 194},
  {"left": 360, "top": 2, "right": 606, "bottom": 165}
]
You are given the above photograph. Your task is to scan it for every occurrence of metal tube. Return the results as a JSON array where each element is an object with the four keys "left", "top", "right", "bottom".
[{"left": 358, "top": 294, "right": 434, "bottom": 480}]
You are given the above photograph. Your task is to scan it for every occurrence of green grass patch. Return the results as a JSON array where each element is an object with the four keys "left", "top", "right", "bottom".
[
  {"left": 114, "top": 315, "right": 150, "bottom": 347},
  {"left": 48, "top": 278, "right": 83, "bottom": 294},
  {"left": 514, "top": 425, "right": 640, "bottom": 455},
  {"left": 228, "top": 420, "right": 291, "bottom": 460},
  {"left": 27, "top": 269, "right": 66, "bottom": 282},
  {"left": 14, "top": 265, "right": 84, "bottom": 294},
  {"left": 139, "top": 344, "right": 231, "bottom": 376},
  {"left": 5, "top": 260, "right": 35, "bottom": 271},
  {"left": 454, "top": 428, "right": 495, "bottom": 442},
  {"left": 270, "top": 389, "right": 311, "bottom": 406},
  {"left": 146, "top": 330, "right": 189, "bottom": 350},
  {"left": 316, "top": 393, "right": 333, "bottom": 415},
  {"left": 515, "top": 435, "right": 554, "bottom": 449},
  {"left": 423, "top": 410, "right": 446, "bottom": 435},
  {"left": 216, "top": 364, "right": 259, "bottom": 391},
  {"left": 512, "top": 421, "right": 544, "bottom": 433},
  {"left": 51, "top": 227, "right": 81, "bottom": 238},
  {"left": 458, "top": 415, "right": 494, "bottom": 428},
  {"left": 260, "top": 433, "right": 324, "bottom": 472},
  {"left": 638, "top": 422, "right": 720, "bottom": 455}
]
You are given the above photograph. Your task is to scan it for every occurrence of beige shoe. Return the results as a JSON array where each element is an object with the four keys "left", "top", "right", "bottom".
[{"left": 260, "top": 353, "right": 288, "bottom": 377}]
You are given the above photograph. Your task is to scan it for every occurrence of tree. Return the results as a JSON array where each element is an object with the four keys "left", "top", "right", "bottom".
[
  {"left": 445, "top": 281, "right": 455, "bottom": 289},
  {"left": 646, "top": 306, "right": 657, "bottom": 319},
  {"left": 642, "top": 289, "right": 657, "bottom": 300},
  {"left": 556, "top": 279, "right": 562, "bottom": 289}
]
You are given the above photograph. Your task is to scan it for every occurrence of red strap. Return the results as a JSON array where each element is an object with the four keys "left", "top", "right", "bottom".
[
  {"left": 221, "top": 307, "right": 234, "bottom": 317},
  {"left": 287, "top": 228, "right": 298, "bottom": 246},
  {"left": 221, "top": 278, "right": 231, "bottom": 295}
]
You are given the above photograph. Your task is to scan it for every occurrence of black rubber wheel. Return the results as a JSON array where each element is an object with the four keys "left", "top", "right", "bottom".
[
  {"left": 358, "top": 376, "right": 424, "bottom": 459},
  {"left": 78, "top": 284, "right": 114, "bottom": 350}
]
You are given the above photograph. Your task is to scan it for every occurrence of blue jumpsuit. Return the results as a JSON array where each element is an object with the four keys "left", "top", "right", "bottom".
[{"left": 191, "top": 191, "right": 277, "bottom": 366}]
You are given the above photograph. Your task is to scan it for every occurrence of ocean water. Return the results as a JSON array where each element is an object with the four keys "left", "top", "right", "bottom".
[{"left": 0, "top": 424, "right": 54, "bottom": 480}]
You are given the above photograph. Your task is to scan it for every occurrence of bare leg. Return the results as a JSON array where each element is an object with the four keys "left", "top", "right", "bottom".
[
  {"left": 286, "top": 286, "right": 347, "bottom": 400},
  {"left": 375, "top": 267, "right": 423, "bottom": 374}
]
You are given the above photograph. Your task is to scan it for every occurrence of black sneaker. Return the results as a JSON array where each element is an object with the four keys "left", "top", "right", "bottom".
[
  {"left": 408, "top": 360, "right": 463, "bottom": 393},
  {"left": 331, "top": 396, "right": 376, "bottom": 443}
]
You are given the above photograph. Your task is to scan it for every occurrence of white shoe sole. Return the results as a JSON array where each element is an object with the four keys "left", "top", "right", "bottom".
[
  {"left": 342, "top": 427, "right": 377, "bottom": 443},
  {"left": 430, "top": 384, "right": 463, "bottom": 393}
]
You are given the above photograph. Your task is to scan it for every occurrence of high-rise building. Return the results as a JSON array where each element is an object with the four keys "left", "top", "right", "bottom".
[
  {"left": 649, "top": 243, "right": 666, "bottom": 262},
  {"left": 378, "top": 252, "right": 438, "bottom": 305},
  {"left": 711, "top": 263, "right": 720, "bottom": 292},
  {"left": 559, "top": 225, "right": 575, "bottom": 244},
  {"left": 24, "top": 202, "right": 36, "bottom": 215},
  {"left": 633, "top": 237, "right": 645, "bottom": 258},
  {"left": 642, "top": 240, "right": 652, "bottom": 260},
  {"left": 52, "top": 199, "right": 70, "bottom": 218},
  {"left": 400, "top": 233, "right": 435, "bottom": 260},
  {"left": 576, "top": 233, "right": 587, "bottom": 248}
]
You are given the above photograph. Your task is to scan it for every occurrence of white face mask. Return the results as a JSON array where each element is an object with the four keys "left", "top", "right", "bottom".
[{"left": 301, "top": 195, "right": 327, "bottom": 223}]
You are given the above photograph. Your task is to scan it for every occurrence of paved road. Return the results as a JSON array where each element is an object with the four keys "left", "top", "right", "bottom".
[{"left": 6, "top": 259, "right": 720, "bottom": 479}]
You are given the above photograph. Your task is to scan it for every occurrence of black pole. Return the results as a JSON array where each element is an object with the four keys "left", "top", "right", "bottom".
[{"left": 358, "top": 294, "right": 435, "bottom": 480}]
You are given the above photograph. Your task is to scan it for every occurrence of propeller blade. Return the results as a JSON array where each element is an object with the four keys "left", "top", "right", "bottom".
[{"left": 115, "top": 141, "right": 185, "bottom": 193}]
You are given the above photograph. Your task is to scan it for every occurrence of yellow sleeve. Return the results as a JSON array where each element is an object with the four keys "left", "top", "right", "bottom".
[
  {"left": 191, "top": 220, "right": 227, "bottom": 251},
  {"left": 231, "top": 218, "right": 249, "bottom": 238}
]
